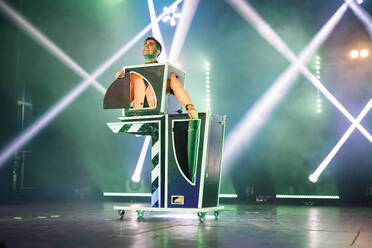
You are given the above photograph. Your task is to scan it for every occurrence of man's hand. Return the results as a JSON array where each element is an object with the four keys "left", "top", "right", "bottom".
[
  {"left": 186, "top": 104, "right": 198, "bottom": 119},
  {"left": 170, "top": 73, "right": 178, "bottom": 80},
  {"left": 115, "top": 69, "right": 125, "bottom": 79}
]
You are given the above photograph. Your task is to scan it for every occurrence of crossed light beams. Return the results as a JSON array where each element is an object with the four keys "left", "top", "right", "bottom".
[
  {"left": 309, "top": 99, "right": 372, "bottom": 182},
  {"left": 132, "top": 0, "right": 200, "bottom": 182},
  {"left": 0, "top": 0, "right": 183, "bottom": 167},
  {"left": 0, "top": 0, "right": 106, "bottom": 94},
  {"left": 223, "top": 0, "right": 349, "bottom": 169},
  {"left": 308, "top": 0, "right": 372, "bottom": 182},
  {"left": 226, "top": 0, "right": 372, "bottom": 182}
]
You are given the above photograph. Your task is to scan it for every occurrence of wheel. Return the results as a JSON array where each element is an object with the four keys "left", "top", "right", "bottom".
[
  {"left": 214, "top": 210, "right": 219, "bottom": 220},
  {"left": 119, "top": 210, "right": 125, "bottom": 220},
  {"left": 198, "top": 212, "right": 206, "bottom": 223},
  {"left": 137, "top": 210, "right": 144, "bottom": 218}
]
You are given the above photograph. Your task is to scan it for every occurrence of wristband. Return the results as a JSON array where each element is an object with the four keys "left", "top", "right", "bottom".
[{"left": 186, "top": 104, "right": 194, "bottom": 111}]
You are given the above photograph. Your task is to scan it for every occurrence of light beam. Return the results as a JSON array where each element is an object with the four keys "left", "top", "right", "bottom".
[
  {"left": 223, "top": 0, "right": 349, "bottom": 169},
  {"left": 131, "top": 136, "right": 151, "bottom": 182},
  {"left": 309, "top": 99, "right": 372, "bottom": 183},
  {"left": 168, "top": 0, "right": 200, "bottom": 63},
  {"left": 346, "top": 0, "right": 372, "bottom": 38}
]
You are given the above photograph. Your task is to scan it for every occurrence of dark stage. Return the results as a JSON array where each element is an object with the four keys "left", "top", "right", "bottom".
[{"left": 1, "top": 201, "right": 372, "bottom": 248}]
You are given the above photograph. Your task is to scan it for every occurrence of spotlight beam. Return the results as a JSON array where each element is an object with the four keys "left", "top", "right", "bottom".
[
  {"left": 346, "top": 0, "right": 372, "bottom": 38},
  {"left": 309, "top": 99, "right": 372, "bottom": 182},
  {"left": 0, "top": 0, "right": 184, "bottom": 167},
  {"left": 131, "top": 136, "right": 151, "bottom": 182},
  {"left": 169, "top": 0, "right": 200, "bottom": 62},
  {"left": 148, "top": 0, "right": 168, "bottom": 61},
  {"left": 223, "top": 0, "right": 349, "bottom": 168},
  {"left": 0, "top": 0, "right": 106, "bottom": 94}
]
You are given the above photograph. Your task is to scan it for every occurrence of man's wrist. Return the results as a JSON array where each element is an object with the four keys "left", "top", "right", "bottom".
[{"left": 186, "top": 104, "right": 194, "bottom": 111}]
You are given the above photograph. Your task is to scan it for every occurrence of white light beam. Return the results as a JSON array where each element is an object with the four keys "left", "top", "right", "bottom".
[
  {"left": 309, "top": 99, "right": 372, "bottom": 182},
  {"left": 168, "top": 0, "right": 200, "bottom": 63},
  {"left": 131, "top": 136, "right": 151, "bottom": 182},
  {"left": 346, "top": 0, "right": 372, "bottom": 38}
]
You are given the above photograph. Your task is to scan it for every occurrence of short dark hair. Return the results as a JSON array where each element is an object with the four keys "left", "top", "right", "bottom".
[{"left": 145, "top": 37, "right": 162, "bottom": 56}]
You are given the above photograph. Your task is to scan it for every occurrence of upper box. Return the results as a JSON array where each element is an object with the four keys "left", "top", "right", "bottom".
[{"left": 103, "top": 62, "right": 186, "bottom": 116}]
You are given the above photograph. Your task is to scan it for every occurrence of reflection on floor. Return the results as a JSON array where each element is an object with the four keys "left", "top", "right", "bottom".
[{"left": 0, "top": 202, "right": 372, "bottom": 248}]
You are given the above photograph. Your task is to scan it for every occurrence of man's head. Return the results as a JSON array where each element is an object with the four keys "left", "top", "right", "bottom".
[{"left": 142, "top": 37, "right": 162, "bottom": 62}]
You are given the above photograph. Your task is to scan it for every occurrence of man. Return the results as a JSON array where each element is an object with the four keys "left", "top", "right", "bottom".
[{"left": 115, "top": 37, "right": 198, "bottom": 119}]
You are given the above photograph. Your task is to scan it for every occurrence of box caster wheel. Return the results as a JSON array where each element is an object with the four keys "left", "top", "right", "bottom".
[
  {"left": 214, "top": 210, "right": 219, "bottom": 220},
  {"left": 197, "top": 212, "right": 206, "bottom": 223},
  {"left": 119, "top": 210, "right": 125, "bottom": 220}
]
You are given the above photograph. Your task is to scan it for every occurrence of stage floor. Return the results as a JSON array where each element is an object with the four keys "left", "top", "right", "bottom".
[{"left": 0, "top": 202, "right": 371, "bottom": 248}]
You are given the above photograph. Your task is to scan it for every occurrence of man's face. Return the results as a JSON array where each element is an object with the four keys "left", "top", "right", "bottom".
[{"left": 142, "top": 39, "right": 160, "bottom": 59}]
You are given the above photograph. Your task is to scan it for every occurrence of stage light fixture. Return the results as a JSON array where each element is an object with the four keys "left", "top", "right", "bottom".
[
  {"left": 360, "top": 49, "right": 369, "bottom": 57},
  {"left": 316, "top": 94, "right": 322, "bottom": 113},
  {"left": 350, "top": 49, "right": 359, "bottom": 58},
  {"left": 314, "top": 56, "right": 322, "bottom": 113},
  {"left": 357, "top": 0, "right": 364, "bottom": 4},
  {"left": 223, "top": 0, "right": 349, "bottom": 169},
  {"left": 276, "top": 194, "right": 339, "bottom": 199},
  {"left": 162, "top": 4, "right": 181, "bottom": 26},
  {"left": 205, "top": 62, "right": 211, "bottom": 112},
  {"left": 308, "top": 174, "right": 318, "bottom": 183}
]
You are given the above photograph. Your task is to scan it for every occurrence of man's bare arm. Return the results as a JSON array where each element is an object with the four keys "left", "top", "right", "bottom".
[{"left": 169, "top": 74, "right": 198, "bottom": 119}]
